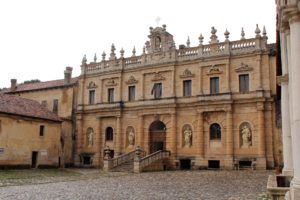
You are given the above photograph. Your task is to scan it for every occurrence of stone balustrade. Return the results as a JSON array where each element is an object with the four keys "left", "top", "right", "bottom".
[{"left": 81, "top": 37, "right": 267, "bottom": 75}]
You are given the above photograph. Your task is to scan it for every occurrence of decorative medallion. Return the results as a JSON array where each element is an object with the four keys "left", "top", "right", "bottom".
[
  {"left": 207, "top": 65, "right": 223, "bottom": 75},
  {"left": 105, "top": 78, "right": 118, "bottom": 86},
  {"left": 152, "top": 72, "right": 166, "bottom": 81},
  {"left": 126, "top": 76, "right": 138, "bottom": 85},
  {"left": 87, "top": 81, "right": 98, "bottom": 89}
]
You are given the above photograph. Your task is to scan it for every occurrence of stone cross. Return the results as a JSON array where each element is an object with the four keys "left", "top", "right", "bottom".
[{"left": 156, "top": 17, "right": 161, "bottom": 26}]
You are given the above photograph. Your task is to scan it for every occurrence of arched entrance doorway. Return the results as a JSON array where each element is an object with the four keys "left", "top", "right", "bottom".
[{"left": 149, "top": 120, "right": 166, "bottom": 153}]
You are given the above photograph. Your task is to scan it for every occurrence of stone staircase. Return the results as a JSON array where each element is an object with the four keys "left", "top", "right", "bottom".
[{"left": 111, "top": 160, "right": 134, "bottom": 172}]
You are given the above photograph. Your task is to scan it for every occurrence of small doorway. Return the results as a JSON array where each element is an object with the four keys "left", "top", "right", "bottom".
[
  {"left": 31, "top": 151, "right": 38, "bottom": 168},
  {"left": 149, "top": 120, "right": 166, "bottom": 153},
  {"left": 180, "top": 159, "right": 191, "bottom": 170},
  {"left": 208, "top": 160, "right": 220, "bottom": 169}
]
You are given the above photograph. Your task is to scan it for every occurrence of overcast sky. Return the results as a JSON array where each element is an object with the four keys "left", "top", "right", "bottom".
[{"left": 0, "top": 0, "right": 276, "bottom": 88}]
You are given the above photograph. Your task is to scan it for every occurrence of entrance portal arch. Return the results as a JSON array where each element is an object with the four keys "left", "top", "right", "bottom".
[{"left": 149, "top": 120, "right": 166, "bottom": 153}]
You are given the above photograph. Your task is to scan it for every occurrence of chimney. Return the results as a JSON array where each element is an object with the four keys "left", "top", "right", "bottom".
[
  {"left": 10, "top": 79, "right": 17, "bottom": 91},
  {"left": 64, "top": 67, "right": 72, "bottom": 84}
]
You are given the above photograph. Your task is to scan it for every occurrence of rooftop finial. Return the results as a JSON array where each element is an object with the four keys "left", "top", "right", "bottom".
[
  {"left": 198, "top": 34, "right": 204, "bottom": 45},
  {"left": 132, "top": 46, "right": 136, "bottom": 57},
  {"left": 262, "top": 25, "right": 267, "bottom": 38},
  {"left": 102, "top": 51, "right": 106, "bottom": 61},
  {"left": 155, "top": 16, "right": 161, "bottom": 26},
  {"left": 255, "top": 24, "right": 261, "bottom": 38},
  {"left": 82, "top": 54, "right": 87, "bottom": 64},
  {"left": 110, "top": 43, "right": 116, "bottom": 60},
  {"left": 210, "top": 27, "right": 219, "bottom": 44},
  {"left": 143, "top": 46, "right": 146, "bottom": 55},
  {"left": 241, "top": 27, "right": 245, "bottom": 40},
  {"left": 224, "top": 29, "right": 230, "bottom": 41},
  {"left": 94, "top": 53, "right": 97, "bottom": 62},
  {"left": 120, "top": 48, "right": 124, "bottom": 58},
  {"left": 186, "top": 36, "right": 190, "bottom": 47}
]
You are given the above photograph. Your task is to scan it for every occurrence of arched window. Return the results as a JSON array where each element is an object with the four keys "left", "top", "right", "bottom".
[
  {"left": 210, "top": 123, "right": 221, "bottom": 140},
  {"left": 106, "top": 127, "right": 113, "bottom": 141}
]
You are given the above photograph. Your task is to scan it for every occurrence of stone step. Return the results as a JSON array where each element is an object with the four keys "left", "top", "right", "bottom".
[{"left": 111, "top": 161, "right": 134, "bottom": 172}]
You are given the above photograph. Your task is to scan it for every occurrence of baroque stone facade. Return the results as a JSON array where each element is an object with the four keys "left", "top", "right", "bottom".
[{"left": 75, "top": 25, "right": 278, "bottom": 170}]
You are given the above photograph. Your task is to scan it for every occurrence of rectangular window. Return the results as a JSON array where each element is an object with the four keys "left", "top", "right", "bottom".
[
  {"left": 53, "top": 99, "right": 58, "bottom": 113},
  {"left": 151, "top": 83, "right": 162, "bottom": 99},
  {"left": 210, "top": 77, "right": 219, "bottom": 94},
  {"left": 41, "top": 100, "right": 47, "bottom": 108},
  {"left": 108, "top": 88, "right": 114, "bottom": 103},
  {"left": 239, "top": 74, "right": 249, "bottom": 93},
  {"left": 183, "top": 80, "right": 192, "bottom": 97},
  {"left": 128, "top": 86, "right": 136, "bottom": 101},
  {"left": 39, "top": 125, "right": 45, "bottom": 136},
  {"left": 89, "top": 90, "right": 95, "bottom": 104}
]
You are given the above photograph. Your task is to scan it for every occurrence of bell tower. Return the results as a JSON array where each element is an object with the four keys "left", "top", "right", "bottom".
[{"left": 145, "top": 24, "right": 175, "bottom": 54}]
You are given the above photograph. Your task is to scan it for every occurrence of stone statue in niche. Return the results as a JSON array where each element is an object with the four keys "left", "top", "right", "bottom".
[
  {"left": 241, "top": 125, "right": 252, "bottom": 148},
  {"left": 184, "top": 126, "right": 192, "bottom": 147},
  {"left": 128, "top": 129, "right": 135, "bottom": 146},
  {"left": 87, "top": 129, "right": 94, "bottom": 147}
]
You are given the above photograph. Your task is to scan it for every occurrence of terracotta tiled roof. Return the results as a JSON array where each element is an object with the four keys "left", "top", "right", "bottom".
[
  {"left": 6, "top": 77, "right": 78, "bottom": 93},
  {"left": 0, "top": 94, "right": 61, "bottom": 122}
]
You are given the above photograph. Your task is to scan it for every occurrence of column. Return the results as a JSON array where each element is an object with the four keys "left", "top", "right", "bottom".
[
  {"left": 115, "top": 116, "right": 122, "bottom": 155},
  {"left": 289, "top": 15, "right": 300, "bottom": 199},
  {"left": 170, "top": 113, "right": 177, "bottom": 156},
  {"left": 256, "top": 55, "right": 263, "bottom": 90},
  {"left": 197, "top": 112, "right": 204, "bottom": 157},
  {"left": 199, "top": 65, "right": 203, "bottom": 95},
  {"left": 257, "top": 103, "right": 266, "bottom": 167},
  {"left": 280, "top": 31, "right": 293, "bottom": 176},
  {"left": 137, "top": 115, "right": 144, "bottom": 149},
  {"left": 95, "top": 118, "right": 102, "bottom": 167},
  {"left": 225, "top": 62, "right": 231, "bottom": 93},
  {"left": 226, "top": 110, "right": 233, "bottom": 158}
]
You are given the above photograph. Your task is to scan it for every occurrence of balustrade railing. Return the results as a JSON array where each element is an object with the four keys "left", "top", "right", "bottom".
[
  {"left": 111, "top": 150, "right": 136, "bottom": 168},
  {"left": 139, "top": 150, "right": 171, "bottom": 168}
]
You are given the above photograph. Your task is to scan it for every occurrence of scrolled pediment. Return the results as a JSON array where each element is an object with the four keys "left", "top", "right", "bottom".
[
  {"left": 152, "top": 72, "right": 166, "bottom": 81},
  {"left": 180, "top": 69, "right": 195, "bottom": 78},
  {"left": 207, "top": 65, "right": 223, "bottom": 75},
  {"left": 126, "top": 76, "right": 138, "bottom": 85},
  {"left": 235, "top": 62, "right": 253, "bottom": 72},
  {"left": 105, "top": 78, "right": 118, "bottom": 87},
  {"left": 87, "top": 81, "right": 98, "bottom": 89}
]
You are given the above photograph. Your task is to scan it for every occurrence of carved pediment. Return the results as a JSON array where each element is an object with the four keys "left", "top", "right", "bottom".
[
  {"left": 87, "top": 81, "right": 98, "bottom": 89},
  {"left": 126, "top": 76, "right": 138, "bottom": 85},
  {"left": 180, "top": 69, "right": 195, "bottom": 78},
  {"left": 152, "top": 72, "right": 166, "bottom": 81},
  {"left": 207, "top": 65, "right": 223, "bottom": 75},
  {"left": 235, "top": 62, "right": 253, "bottom": 72},
  {"left": 105, "top": 79, "right": 118, "bottom": 86}
]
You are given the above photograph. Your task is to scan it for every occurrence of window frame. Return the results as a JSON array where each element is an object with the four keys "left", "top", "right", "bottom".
[
  {"left": 53, "top": 99, "right": 58, "bottom": 113},
  {"left": 209, "top": 123, "right": 221, "bottom": 140},
  {"left": 108, "top": 88, "right": 114, "bottom": 103},
  {"left": 152, "top": 83, "right": 162, "bottom": 99},
  {"left": 210, "top": 77, "right": 220, "bottom": 95},
  {"left": 128, "top": 85, "right": 136, "bottom": 101},
  {"left": 239, "top": 74, "right": 249, "bottom": 93},
  {"left": 39, "top": 125, "right": 45, "bottom": 137},
  {"left": 106, "top": 127, "right": 114, "bottom": 141},
  {"left": 89, "top": 90, "right": 95, "bottom": 104},
  {"left": 183, "top": 80, "right": 192, "bottom": 97}
]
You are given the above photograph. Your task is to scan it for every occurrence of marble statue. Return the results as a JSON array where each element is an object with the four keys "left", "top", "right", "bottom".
[
  {"left": 128, "top": 130, "right": 135, "bottom": 146},
  {"left": 88, "top": 129, "right": 93, "bottom": 147},
  {"left": 241, "top": 125, "right": 251, "bottom": 148},
  {"left": 184, "top": 126, "right": 192, "bottom": 147}
]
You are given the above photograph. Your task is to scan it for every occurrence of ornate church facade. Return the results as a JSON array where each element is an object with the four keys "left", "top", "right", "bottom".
[{"left": 75, "top": 25, "right": 278, "bottom": 170}]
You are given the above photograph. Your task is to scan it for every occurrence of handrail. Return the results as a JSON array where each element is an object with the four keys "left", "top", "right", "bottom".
[
  {"left": 139, "top": 150, "right": 170, "bottom": 168},
  {"left": 111, "top": 150, "right": 136, "bottom": 168}
]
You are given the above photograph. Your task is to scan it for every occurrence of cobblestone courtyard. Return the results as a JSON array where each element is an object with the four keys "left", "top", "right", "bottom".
[{"left": 0, "top": 169, "right": 272, "bottom": 200}]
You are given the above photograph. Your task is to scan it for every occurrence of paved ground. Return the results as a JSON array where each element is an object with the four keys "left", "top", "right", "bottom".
[{"left": 0, "top": 169, "right": 271, "bottom": 200}]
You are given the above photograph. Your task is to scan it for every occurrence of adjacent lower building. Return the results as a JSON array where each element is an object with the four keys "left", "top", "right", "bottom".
[{"left": 0, "top": 94, "right": 62, "bottom": 168}]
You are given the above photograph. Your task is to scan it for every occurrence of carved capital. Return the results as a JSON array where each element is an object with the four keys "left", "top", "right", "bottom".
[
  {"left": 256, "top": 102, "right": 264, "bottom": 111},
  {"left": 277, "top": 74, "right": 289, "bottom": 85}
]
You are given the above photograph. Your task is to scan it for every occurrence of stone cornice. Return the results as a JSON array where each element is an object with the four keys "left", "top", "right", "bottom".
[{"left": 277, "top": 74, "right": 289, "bottom": 85}]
